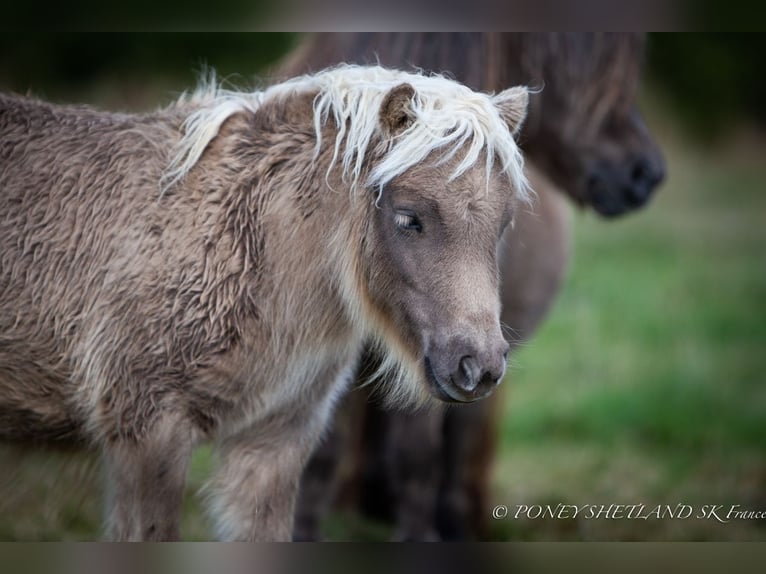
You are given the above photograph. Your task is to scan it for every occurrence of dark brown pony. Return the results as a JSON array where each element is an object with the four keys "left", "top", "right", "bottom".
[{"left": 279, "top": 33, "right": 666, "bottom": 540}]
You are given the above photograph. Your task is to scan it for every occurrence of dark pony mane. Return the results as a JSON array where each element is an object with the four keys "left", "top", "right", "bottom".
[{"left": 508, "top": 33, "right": 645, "bottom": 119}]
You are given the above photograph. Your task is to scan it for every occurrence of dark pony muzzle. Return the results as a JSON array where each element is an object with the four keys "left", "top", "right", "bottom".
[
  {"left": 587, "top": 151, "right": 665, "bottom": 217},
  {"left": 424, "top": 340, "right": 509, "bottom": 403}
]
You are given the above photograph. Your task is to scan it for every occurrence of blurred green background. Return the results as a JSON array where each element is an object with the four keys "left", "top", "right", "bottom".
[{"left": 0, "top": 34, "right": 764, "bottom": 540}]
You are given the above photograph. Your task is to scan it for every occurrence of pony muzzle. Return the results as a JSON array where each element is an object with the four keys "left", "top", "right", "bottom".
[{"left": 423, "top": 337, "right": 509, "bottom": 403}]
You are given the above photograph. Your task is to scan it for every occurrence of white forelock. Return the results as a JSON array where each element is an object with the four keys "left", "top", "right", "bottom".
[{"left": 162, "top": 65, "right": 530, "bottom": 203}]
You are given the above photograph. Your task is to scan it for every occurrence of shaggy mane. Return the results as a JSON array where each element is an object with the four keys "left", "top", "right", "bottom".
[{"left": 162, "top": 65, "right": 530, "bottom": 202}]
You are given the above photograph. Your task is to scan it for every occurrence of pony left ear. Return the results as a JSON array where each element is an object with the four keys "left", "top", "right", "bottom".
[
  {"left": 493, "top": 86, "right": 529, "bottom": 138},
  {"left": 380, "top": 83, "right": 416, "bottom": 135}
]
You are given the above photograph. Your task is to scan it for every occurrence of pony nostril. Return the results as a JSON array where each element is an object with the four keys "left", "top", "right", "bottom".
[
  {"left": 457, "top": 355, "right": 480, "bottom": 392},
  {"left": 478, "top": 370, "right": 499, "bottom": 389},
  {"left": 631, "top": 159, "right": 648, "bottom": 185}
]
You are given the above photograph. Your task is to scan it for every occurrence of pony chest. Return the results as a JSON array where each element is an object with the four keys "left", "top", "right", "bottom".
[{"left": 195, "top": 336, "right": 362, "bottom": 436}]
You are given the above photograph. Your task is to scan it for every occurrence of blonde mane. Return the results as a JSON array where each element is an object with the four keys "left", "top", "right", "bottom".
[{"left": 162, "top": 65, "right": 530, "bottom": 202}]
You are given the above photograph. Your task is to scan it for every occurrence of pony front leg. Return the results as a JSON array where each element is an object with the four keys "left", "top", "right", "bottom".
[
  {"left": 208, "top": 415, "right": 326, "bottom": 541},
  {"left": 102, "top": 413, "right": 194, "bottom": 541}
]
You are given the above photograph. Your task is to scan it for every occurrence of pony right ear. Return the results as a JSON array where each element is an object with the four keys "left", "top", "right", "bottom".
[
  {"left": 380, "top": 83, "right": 416, "bottom": 135},
  {"left": 493, "top": 86, "right": 529, "bottom": 138}
]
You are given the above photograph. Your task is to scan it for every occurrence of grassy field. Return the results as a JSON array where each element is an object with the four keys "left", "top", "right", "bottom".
[{"left": 0, "top": 87, "right": 764, "bottom": 540}]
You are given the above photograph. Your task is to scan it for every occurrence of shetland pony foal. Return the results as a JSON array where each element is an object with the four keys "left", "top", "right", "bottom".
[{"left": 0, "top": 66, "right": 529, "bottom": 540}]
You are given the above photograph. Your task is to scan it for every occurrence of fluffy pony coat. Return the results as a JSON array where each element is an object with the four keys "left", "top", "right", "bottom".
[{"left": 0, "top": 65, "right": 528, "bottom": 540}]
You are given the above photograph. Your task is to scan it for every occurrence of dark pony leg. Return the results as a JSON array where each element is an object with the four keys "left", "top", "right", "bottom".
[
  {"left": 388, "top": 407, "right": 444, "bottom": 541},
  {"left": 436, "top": 397, "right": 501, "bottom": 540},
  {"left": 356, "top": 399, "right": 397, "bottom": 523}
]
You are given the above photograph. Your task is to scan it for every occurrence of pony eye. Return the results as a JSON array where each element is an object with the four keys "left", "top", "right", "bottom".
[{"left": 394, "top": 211, "right": 422, "bottom": 233}]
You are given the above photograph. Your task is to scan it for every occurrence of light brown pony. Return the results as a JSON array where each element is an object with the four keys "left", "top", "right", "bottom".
[
  {"left": 280, "top": 33, "right": 666, "bottom": 540},
  {"left": 0, "top": 65, "right": 530, "bottom": 540}
]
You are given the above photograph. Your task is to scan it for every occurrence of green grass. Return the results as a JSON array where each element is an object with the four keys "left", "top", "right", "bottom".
[{"left": 0, "top": 95, "right": 764, "bottom": 540}]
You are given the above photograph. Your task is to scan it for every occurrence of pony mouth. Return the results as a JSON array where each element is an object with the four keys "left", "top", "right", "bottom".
[{"left": 423, "top": 356, "right": 477, "bottom": 404}]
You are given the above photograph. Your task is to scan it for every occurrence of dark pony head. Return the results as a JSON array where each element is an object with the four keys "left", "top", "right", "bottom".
[
  {"left": 278, "top": 33, "right": 665, "bottom": 217},
  {"left": 501, "top": 33, "right": 665, "bottom": 216}
]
